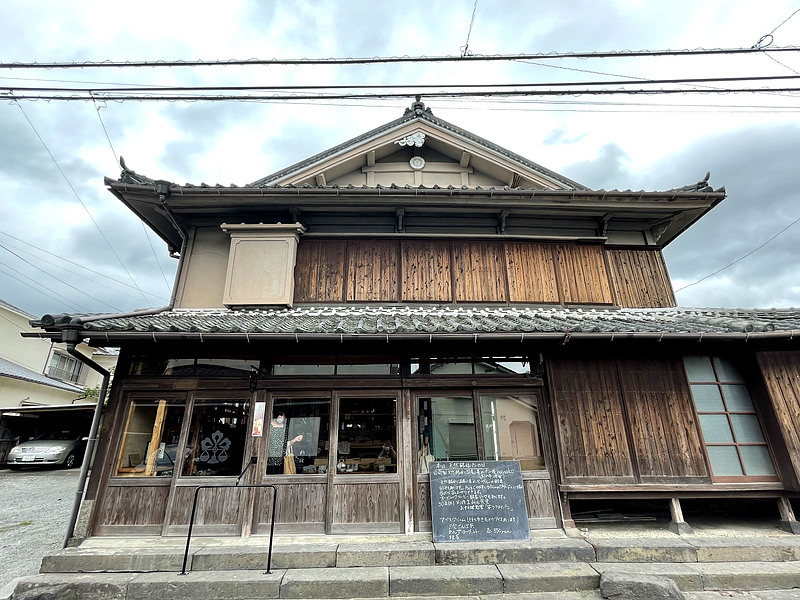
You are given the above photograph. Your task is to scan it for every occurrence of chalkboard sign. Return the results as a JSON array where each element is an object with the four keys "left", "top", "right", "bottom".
[{"left": 429, "top": 461, "right": 530, "bottom": 543}]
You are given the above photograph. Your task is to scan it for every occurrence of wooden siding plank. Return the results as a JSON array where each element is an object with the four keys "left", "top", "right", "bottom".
[
  {"left": 98, "top": 486, "right": 169, "bottom": 526},
  {"left": 505, "top": 242, "right": 559, "bottom": 303},
  {"left": 255, "top": 483, "right": 327, "bottom": 527},
  {"left": 757, "top": 351, "right": 800, "bottom": 488},
  {"left": 401, "top": 240, "right": 452, "bottom": 301},
  {"left": 452, "top": 241, "right": 507, "bottom": 302},
  {"left": 168, "top": 486, "right": 244, "bottom": 526},
  {"left": 548, "top": 357, "right": 634, "bottom": 482},
  {"left": 555, "top": 244, "right": 613, "bottom": 304},
  {"left": 294, "top": 239, "right": 346, "bottom": 302},
  {"left": 607, "top": 248, "right": 676, "bottom": 308},
  {"left": 333, "top": 483, "right": 401, "bottom": 524},
  {"left": 346, "top": 240, "right": 400, "bottom": 301},
  {"left": 524, "top": 478, "right": 557, "bottom": 520},
  {"left": 617, "top": 357, "right": 709, "bottom": 479}
]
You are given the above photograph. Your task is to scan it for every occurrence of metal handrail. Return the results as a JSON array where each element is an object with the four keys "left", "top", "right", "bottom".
[{"left": 180, "top": 482, "right": 278, "bottom": 575}]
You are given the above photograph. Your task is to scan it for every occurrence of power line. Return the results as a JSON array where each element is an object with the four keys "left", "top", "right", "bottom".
[
  {"left": 0, "top": 230, "right": 168, "bottom": 301},
  {"left": 12, "top": 102, "right": 153, "bottom": 307},
  {"left": 675, "top": 215, "right": 800, "bottom": 293},
  {"left": 0, "top": 243, "right": 122, "bottom": 312},
  {"left": 6, "top": 73, "right": 800, "bottom": 95},
  {"left": 7, "top": 87, "right": 800, "bottom": 102},
  {"left": 0, "top": 261, "right": 87, "bottom": 313},
  {"left": 2, "top": 46, "right": 799, "bottom": 70},
  {"left": 90, "top": 100, "right": 173, "bottom": 296},
  {"left": 461, "top": 0, "right": 479, "bottom": 57}
]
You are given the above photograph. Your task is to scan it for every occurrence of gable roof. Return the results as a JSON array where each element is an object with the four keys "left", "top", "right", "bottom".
[{"left": 249, "top": 99, "right": 589, "bottom": 191}]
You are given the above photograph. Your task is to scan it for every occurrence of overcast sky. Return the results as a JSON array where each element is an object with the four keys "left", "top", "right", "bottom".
[{"left": 1, "top": 0, "right": 799, "bottom": 318}]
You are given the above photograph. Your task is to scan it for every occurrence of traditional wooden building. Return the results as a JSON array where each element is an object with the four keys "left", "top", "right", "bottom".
[{"left": 30, "top": 99, "right": 800, "bottom": 540}]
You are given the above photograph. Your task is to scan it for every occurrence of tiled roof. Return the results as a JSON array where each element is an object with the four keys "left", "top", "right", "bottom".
[
  {"left": 0, "top": 356, "right": 84, "bottom": 393},
  {"left": 77, "top": 305, "right": 800, "bottom": 337}
]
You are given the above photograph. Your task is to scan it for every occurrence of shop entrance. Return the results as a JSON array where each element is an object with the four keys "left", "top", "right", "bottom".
[
  {"left": 412, "top": 389, "right": 560, "bottom": 531},
  {"left": 253, "top": 390, "right": 403, "bottom": 534}
]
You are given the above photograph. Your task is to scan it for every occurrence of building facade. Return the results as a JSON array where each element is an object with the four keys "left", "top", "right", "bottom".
[{"left": 31, "top": 101, "right": 800, "bottom": 539}]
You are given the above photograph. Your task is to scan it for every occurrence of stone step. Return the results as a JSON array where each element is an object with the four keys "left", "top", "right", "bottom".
[
  {"left": 39, "top": 536, "right": 800, "bottom": 575},
  {"left": 15, "top": 561, "right": 800, "bottom": 599}
]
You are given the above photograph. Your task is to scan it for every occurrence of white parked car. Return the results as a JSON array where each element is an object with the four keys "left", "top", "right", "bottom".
[{"left": 5, "top": 431, "right": 87, "bottom": 469}]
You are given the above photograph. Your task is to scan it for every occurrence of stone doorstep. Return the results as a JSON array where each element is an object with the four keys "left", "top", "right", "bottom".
[
  {"left": 683, "top": 536, "right": 800, "bottom": 563},
  {"left": 434, "top": 539, "right": 595, "bottom": 565},
  {"left": 15, "top": 562, "right": 800, "bottom": 599},
  {"left": 337, "top": 542, "right": 436, "bottom": 567},
  {"left": 389, "top": 565, "right": 503, "bottom": 597},
  {"left": 281, "top": 567, "right": 389, "bottom": 599},
  {"left": 593, "top": 561, "right": 800, "bottom": 592},
  {"left": 588, "top": 537, "right": 699, "bottom": 563},
  {"left": 191, "top": 543, "right": 339, "bottom": 570}
]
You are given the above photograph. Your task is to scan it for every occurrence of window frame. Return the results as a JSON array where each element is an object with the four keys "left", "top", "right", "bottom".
[{"left": 684, "top": 356, "right": 778, "bottom": 483}]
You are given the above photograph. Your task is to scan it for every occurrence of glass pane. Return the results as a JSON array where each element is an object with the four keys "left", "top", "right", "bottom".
[
  {"left": 336, "top": 363, "right": 399, "bottom": 375},
  {"left": 268, "top": 398, "right": 330, "bottom": 475},
  {"left": 182, "top": 399, "right": 250, "bottom": 476},
  {"left": 707, "top": 446, "right": 744, "bottom": 476},
  {"left": 722, "top": 385, "right": 755, "bottom": 412},
  {"left": 115, "top": 398, "right": 185, "bottom": 477},
  {"left": 430, "top": 362, "right": 473, "bottom": 375},
  {"left": 273, "top": 364, "right": 335, "bottom": 375},
  {"left": 699, "top": 414, "right": 734, "bottom": 443},
  {"left": 713, "top": 357, "right": 745, "bottom": 383},
  {"left": 194, "top": 359, "right": 259, "bottom": 376},
  {"left": 418, "top": 396, "right": 477, "bottom": 462},
  {"left": 684, "top": 356, "right": 715, "bottom": 382},
  {"left": 480, "top": 394, "right": 544, "bottom": 470},
  {"left": 336, "top": 397, "right": 397, "bottom": 474},
  {"left": 740, "top": 446, "right": 776, "bottom": 476},
  {"left": 690, "top": 384, "right": 725, "bottom": 412},
  {"left": 730, "top": 414, "right": 766, "bottom": 443}
]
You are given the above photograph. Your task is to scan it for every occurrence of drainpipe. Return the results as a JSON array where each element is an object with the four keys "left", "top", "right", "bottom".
[{"left": 61, "top": 327, "right": 109, "bottom": 548}]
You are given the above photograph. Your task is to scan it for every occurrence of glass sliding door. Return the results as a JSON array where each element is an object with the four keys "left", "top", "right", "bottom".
[{"left": 417, "top": 395, "right": 477, "bottom": 461}]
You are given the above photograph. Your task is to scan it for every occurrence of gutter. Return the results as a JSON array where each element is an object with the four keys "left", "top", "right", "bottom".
[
  {"left": 61, "top": 336, "right": 109, "bottom": 548},
  {"left": 21, "top": 330, "right": 800, "bottom": 344}
]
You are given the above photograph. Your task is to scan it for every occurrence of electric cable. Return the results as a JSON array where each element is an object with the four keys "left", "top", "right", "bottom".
[
  {"left": 461, "top": 0, "right": 479, "bottom": 57},
  {"left": 12, "top": 101, "right": 153, "bottom": 306},
  {"left": 2, "top": 46, "right": 799, "bottom": 69}
]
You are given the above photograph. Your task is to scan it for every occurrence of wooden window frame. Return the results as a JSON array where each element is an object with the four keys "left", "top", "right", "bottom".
[{"left": 685, "top": 356, "right": 778, "bottom": 483}]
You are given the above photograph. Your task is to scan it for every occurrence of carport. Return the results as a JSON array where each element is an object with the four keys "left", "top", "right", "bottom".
[{"left": 0, "top": 404, "right": 96, "bottom": 464}]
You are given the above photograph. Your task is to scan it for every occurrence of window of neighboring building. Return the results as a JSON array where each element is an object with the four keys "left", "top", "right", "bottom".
[
  {"left": 48, "top": 352, "right": 83, "bottom": 383},
  {"left": 684, "top": 356, "right": 777, "bottom": 481}
]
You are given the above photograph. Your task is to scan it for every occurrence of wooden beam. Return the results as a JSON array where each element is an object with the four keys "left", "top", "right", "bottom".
[
  {"left": 459, "top": 151, "right": 471, "bottom": 168},
  {"left": 315, "top": 173, "right": 327, "bottom": 187},
  {"left": 367, "top": 150, "right": 375, "bottom": 167}
]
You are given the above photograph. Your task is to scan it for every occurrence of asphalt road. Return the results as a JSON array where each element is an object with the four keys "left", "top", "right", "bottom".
[{"left": 0, "top": 466, "right": 80, "bottom": 590}]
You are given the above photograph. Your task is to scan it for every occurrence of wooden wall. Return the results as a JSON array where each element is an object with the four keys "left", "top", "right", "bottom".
[
  {"left": 757, "top": 351, "right": 800, "bottom": 491},
  {"left": 548, "top": 355, "right": 709, "bottom": 486},
  {"left": 294, "top": 238, "right": 674, "bottom": 307}
]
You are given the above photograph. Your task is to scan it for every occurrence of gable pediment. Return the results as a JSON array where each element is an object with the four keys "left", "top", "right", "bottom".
[{"left": 252, "top": 105, "right": 587, "bottom": 191}]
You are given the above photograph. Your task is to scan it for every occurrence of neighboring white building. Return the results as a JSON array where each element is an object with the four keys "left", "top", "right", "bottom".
[{"left": 0, "top": 299, "right": 115, "bottom": 408}]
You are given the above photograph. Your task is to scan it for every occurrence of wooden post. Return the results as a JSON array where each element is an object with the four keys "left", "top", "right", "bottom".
[
  {"left": 144, "top": 400, "right": 168, "bottom": 477},
  {"left": 668, "top": 497, "right": 694, "bottom": 535},
  {"left": 778, "top": 495, "right": 800, "bottom": 534}
]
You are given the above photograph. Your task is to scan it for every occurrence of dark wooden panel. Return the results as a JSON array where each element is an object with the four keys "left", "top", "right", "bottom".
[
  {"left": 168, "top": 485, "right": 244, "bottom": 526},
  {"left": 346, "top": 240, "right": 399, "bottom": 301},
  {"left": 548, "top": 357, "right": 635, "bottom": 482},
  {"left": 452, "top": 241, "right": 507, "bottom": 302},
  {"left": 255, "top": 483, "right": 327, "bottom": 526},
  {"left": 416, "top": 481, "right": 431, "bottom": 524},
  {"left": 607, "top": 249, "right": 676, "bottom": 308},
  {"left": 523, "top": 478, "right": 556, "bottom": 521},
  {"left": 555, "top": 244, "right": 613, "bottom": 304},
  {"left": 617, "top": 357, "right": 709, "bottom": 479},
  {"left": 333, "top": 483, "right": 401, "bottom": 524},
  {"left": 294, "top": 239, "right": 346, "bottom": 302},
  {"left": 98, "top": 485, "right": 169, "bottom": 526},
  {"left": 505, "top": 242, "right": 560, "bottom": 303},
  {"left": 757, "top": 351, "right": 800, "bottom": 490},
  {"left": 401, "top": 240, "right": 452, "bottom": 302}
]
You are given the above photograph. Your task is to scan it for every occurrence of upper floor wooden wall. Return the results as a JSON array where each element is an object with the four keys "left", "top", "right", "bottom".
[{"left": 294, "top": 239, "right": 676, "bottom": 308}]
